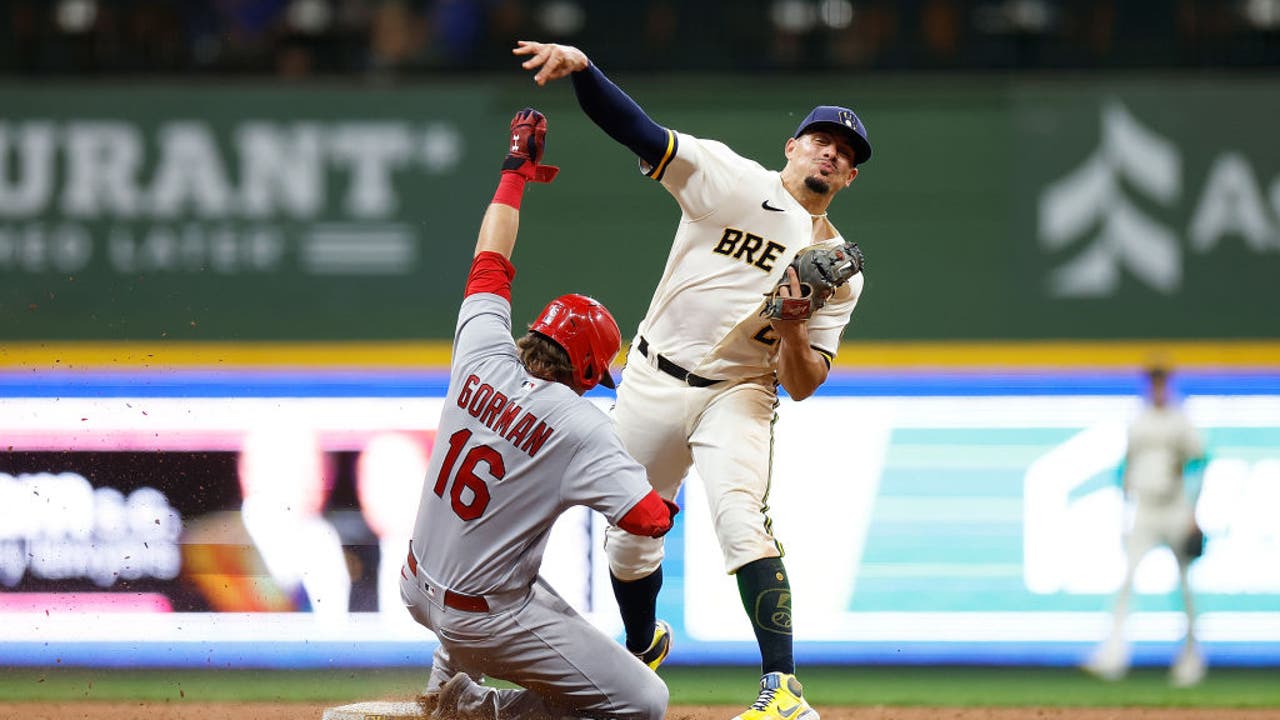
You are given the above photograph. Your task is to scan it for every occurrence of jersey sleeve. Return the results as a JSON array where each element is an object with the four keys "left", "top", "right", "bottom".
[
  {"left": 453, "top": 258, "right": 519, "bottom": 373},
  {"left": 654, "top": 132, "right": 760, "bottom": 221},
  {"left": 560, "top": 419, "right": 653, "bottom": 524},
  {"left": 570, "top": 63, "right": 672, "bottom": 170},
  {"left": 616, "top": 491, "right": 676, "bottom": 537},
  {"left": 465, "top": 251, "right": 515, "bottom": 301},
  {"left": 806, "top": 272, "right": 862, "bottom": 361}
]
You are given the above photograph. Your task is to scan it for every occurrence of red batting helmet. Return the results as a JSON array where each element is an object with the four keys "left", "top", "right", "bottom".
[{"left": 529, "top": 293, "right": 621, "bottom": 391}]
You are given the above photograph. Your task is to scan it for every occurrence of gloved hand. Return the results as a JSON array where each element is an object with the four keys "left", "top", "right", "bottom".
[
  {"left": 502, "top": 108, "right": 559, "bottom": 183},
  {"left": 761, "top": 241, "right": 864, "bottom": 321},
  {"left": 1181, "top": 522, "right": 1206, "bottom": 560}
]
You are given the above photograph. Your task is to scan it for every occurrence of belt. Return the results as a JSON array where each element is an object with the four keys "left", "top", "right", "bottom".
[
  {"left": 636, "top": 337, "right": 721, "bottom": 387},
  {"left": 442, "top": 590, "right": 490, "bottom": 613},
  {"left": 405, "top": 544, "right": 521, "bottom": 614}
]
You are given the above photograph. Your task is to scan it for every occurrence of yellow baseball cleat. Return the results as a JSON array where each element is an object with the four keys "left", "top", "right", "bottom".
[
  {"left": 633, "top": 619, "right": 673, "bottom": 671},
  {"left": 731, "top": 672, "right": 819, "bottom": 720}
]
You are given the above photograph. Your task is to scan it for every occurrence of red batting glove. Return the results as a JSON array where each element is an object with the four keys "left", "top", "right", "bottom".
[{"left": 502, "top": 108, "right": 559, "bottom": 183}]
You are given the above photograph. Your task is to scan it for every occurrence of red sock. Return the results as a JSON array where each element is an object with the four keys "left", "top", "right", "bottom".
[{"left": 492, "top": 171, "right": 527, "bottom": 209}]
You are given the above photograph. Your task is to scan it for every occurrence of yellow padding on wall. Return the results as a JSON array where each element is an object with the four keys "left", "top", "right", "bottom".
[{"left": 1, "top": 340, "right": 1277, "bottom": 370}]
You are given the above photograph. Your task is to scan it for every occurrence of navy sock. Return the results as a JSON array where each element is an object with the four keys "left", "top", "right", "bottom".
[
  {"left": 610, "top": 566, "right": 663, "bottom": 653},
  {"left": 735, "top": 557, "right": 795, "bottom": 676}
]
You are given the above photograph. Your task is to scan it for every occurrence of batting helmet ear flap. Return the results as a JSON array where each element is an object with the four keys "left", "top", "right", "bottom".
[
  {"left": 577, "top": 348, "right": 603, "bottom": 389},
  {"left": 594, "top": 349, "right": 617, "bottom": 389}
]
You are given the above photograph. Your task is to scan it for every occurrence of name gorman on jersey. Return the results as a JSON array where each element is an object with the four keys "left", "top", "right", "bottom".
[{"left": 456, "top": 374, "right": 556, "bottom": 458}]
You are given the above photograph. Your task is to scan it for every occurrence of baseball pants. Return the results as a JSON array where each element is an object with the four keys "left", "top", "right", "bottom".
[
  {"left": 400, "top": 569, "right": 667, "bottom": 720},
  {"left": 1126, "top": 496, "right": 1197, "bottom": 562},
  {"left": 1105, "top": 496, "right": 1199, "bottom": 643},
  {"left": 605, "top": 352, "right": 782, "bottom": 579}
]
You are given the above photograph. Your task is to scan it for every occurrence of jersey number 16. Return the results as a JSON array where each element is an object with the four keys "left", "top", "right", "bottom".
[{"left": 433, "top": 429, "right": 504, "bottom": 520}]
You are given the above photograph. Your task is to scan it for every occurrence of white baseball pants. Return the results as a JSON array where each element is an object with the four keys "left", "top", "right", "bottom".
[{"left": 605, "top": 352, "right": 782, "bottom": 578}]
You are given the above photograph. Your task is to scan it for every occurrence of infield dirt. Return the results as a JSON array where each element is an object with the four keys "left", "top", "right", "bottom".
[{"left": 6, "top": 703, "right": 1280, "bottom": 720}]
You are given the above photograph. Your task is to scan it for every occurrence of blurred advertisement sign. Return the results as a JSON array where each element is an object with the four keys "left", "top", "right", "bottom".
[
  {"left": 1038, "top": 100, "right": 1280, "bottom": 297},
  {"left": 4, "top": 80, "right": 1279, "bottom": 343},
  {"left": 0, "top": 86, "right": 493, "bottom": 341},
  {"left": 0, "top": 377, "right": 617, "bottom": 666},
  {"left": 3, "top": 371, "right": 1279, "bottom": 667},
  {"left": 1015, "top": 85, "right": 1280, "bottom": 340},
  {"left": 0, "top": 471, "right": 182, "bottom": 590},
  {"left": 1038, "top": 101, "right": 1182, "bottom": 296},
  {"left": 683, "top": 392, "right": 1280, "bottom": 648},
  {"left": 0, "top": 120, "right": 462, "bottom": 276}
]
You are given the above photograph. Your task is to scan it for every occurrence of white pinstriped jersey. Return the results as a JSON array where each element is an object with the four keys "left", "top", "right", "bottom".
[
  {"left": 410, "top": 292, "right": 652, "bottom": 597},
  {"left": 636, "top": 131, "right": 862, "bottom": 383},
  {"left": 1126, "top": 404, "right": 1203, "bottom": 505}
]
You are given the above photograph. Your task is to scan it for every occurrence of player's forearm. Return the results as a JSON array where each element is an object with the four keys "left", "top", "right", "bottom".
[
  {"left": 570, "top": 64, "right": 670, "bottom": 167},
  {"left": 464, "top": 201, "right": 520, "bottom": 300},
  {"left": 775, "top": 332, "right": 828, "bottom": 401},
  {"left": 475, "top": 194, "right": 521, "bottom": 259}
]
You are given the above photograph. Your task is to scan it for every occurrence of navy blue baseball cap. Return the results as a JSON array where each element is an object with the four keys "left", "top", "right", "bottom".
[{"left": 794, "top": 105, "right": 872, "bottom": 166}]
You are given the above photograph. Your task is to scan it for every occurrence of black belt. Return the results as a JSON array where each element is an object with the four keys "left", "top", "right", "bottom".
[{"left": 636, "top": 337, "right": 721, "bottom": 387}]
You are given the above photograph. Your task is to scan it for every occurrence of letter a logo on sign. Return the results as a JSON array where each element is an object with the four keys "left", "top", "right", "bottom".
[{"left": 1037, "top": 101, "right": 1182, "bottom": 297}]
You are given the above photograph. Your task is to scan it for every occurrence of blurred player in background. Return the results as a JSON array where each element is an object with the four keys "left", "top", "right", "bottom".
[
  {"left": 238, "top": 426, "right": 350, "bottom": 616},
  {"left": 400, "top": 108, "right": 678, "bottom": 720},
  {"left": 516, "top": 40, "right": 871, "bottom": 720},
  {"left": 357, "top": 432, "right": 430, "bottom": 614},
  {"left": 1083, "top": 363, "right": 1208, "bottom": 687}
]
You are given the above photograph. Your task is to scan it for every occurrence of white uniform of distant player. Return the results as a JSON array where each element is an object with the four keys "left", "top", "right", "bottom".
[
  {"left": 1085, "top": 375, "right": 1207, "bottom": 686},
  {"left": 400, "top": 289, "right": 666, "bottom": 720},
  {"left": 606, "top": 131, "right": 861, "bottom": 576}
]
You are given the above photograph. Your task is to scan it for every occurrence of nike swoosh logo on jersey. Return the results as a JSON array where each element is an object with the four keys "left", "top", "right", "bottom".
[
  {"left": 761, "top": 200, "right": 785, "bottom": 212},
  {"left": 777, "top": 704, "right": 802, "bottom": 718}
]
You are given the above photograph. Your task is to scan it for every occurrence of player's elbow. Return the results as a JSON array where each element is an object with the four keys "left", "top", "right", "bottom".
[
  {"left": 778, "top": 369, "right": 823, "bottom": 401},
  {"left": 617, "top": 491, "right": 677, "bottom": 538},
  {"left": 773, "top": 376, "right": 814, "bottom": 397},
  {"left": 783, "top": 383, "right": 817, "bottom": 401},
  {"left": 776, "top": 347, "right": 828, "bottom": 401}
]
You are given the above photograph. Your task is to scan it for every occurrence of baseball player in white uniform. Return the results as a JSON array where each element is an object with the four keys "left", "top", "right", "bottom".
[
  {"left": 1083, "top": 364, "right": 1208, "bottom": 687},
  {"left": 400, "top": 108, "right": 678, "bottom": 720},
  {"left": 516, "top": 41, "right": 872, "bottom": 720}
]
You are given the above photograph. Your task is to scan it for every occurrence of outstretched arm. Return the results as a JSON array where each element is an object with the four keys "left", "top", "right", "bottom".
[
  {"left": 466, "top": 109, "right": 557, "bottom": 299},
  {"left": 474, "top": 201, "right": 519, "bottom": 260},
  {"left": 514, "top": 41, "right": 671, "bottom": 170}
]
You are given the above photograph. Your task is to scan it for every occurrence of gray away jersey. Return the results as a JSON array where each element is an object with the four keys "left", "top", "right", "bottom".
[{"left": 410, "top": 292, "right": 652, "bottom": 597}]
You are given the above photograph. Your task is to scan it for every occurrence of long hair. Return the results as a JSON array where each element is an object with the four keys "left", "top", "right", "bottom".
[{"left": 516, "top": 332, "right": 576, "bottom": 387}]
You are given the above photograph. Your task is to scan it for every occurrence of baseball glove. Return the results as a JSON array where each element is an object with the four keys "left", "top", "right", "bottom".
[
  {"left": 502, "top": 108, "right": 559, "bottom": 183},
  {"left": 761, "top": 241, "right": 864, "bottom": 321},
  {"left": 1181, "top": 522, "right": 1206, "bottom": 560}
]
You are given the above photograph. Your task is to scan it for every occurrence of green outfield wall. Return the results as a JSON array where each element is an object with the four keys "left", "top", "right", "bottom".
[{"left": 2, "top": 76, "right": 1278, "bottom": 342}]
